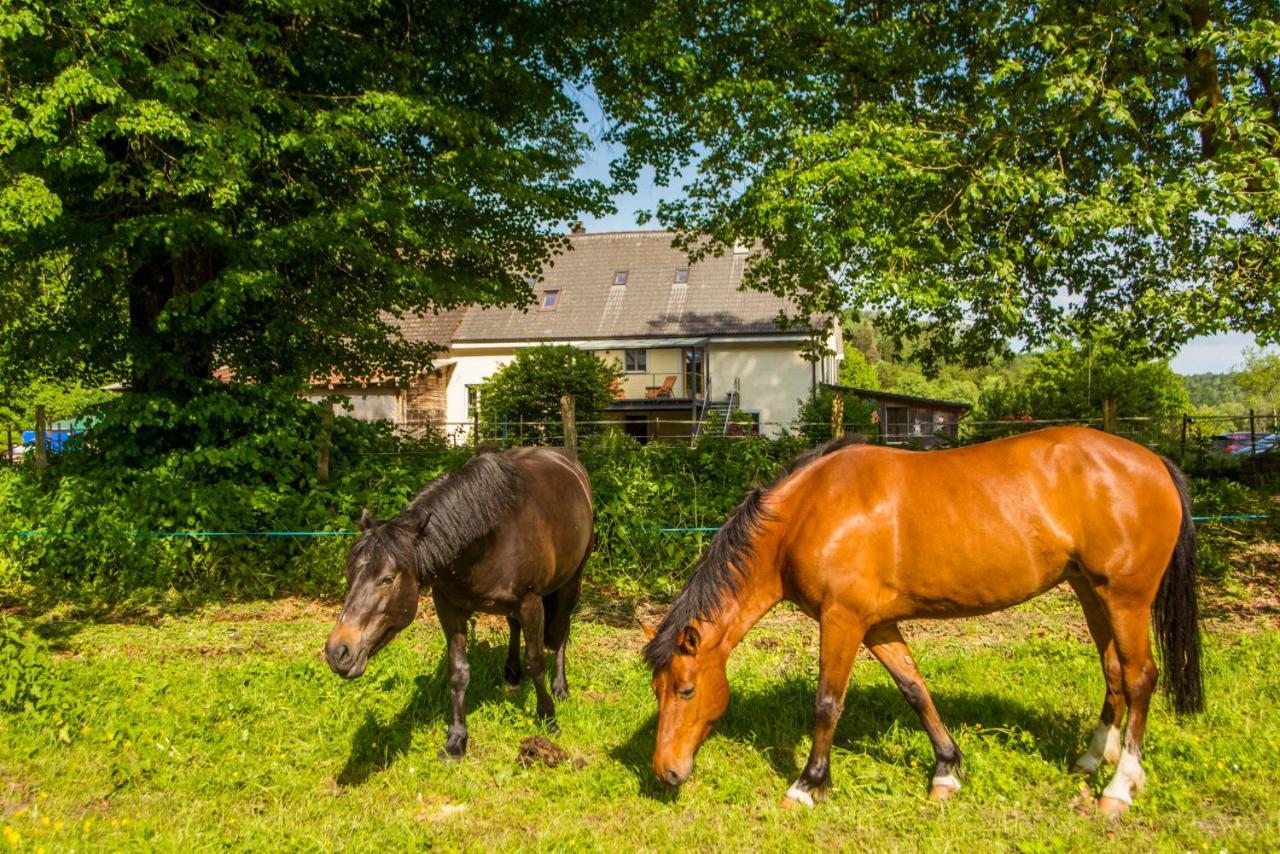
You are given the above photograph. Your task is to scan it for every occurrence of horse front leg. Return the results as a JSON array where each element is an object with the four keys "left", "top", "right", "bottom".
[
  {"left": 865, "top": 623, "right": 964, "bottom": 800},
  {"left": 784, "top": 608, "right": 865, "bottom": 808},
  {"left": 433, "top": 593, "right": 472, "bottom": 758}
]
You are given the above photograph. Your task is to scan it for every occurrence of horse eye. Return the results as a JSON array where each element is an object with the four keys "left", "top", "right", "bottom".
[
  {"left": 678, "top": 685, "right": 695, "bottom": 700},
  {"left": 377, "top": 575, "right": 394, "bottom": 587}
]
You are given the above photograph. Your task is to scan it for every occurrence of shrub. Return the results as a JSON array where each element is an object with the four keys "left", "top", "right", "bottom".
[{"left": 479, "top": 345, "right": 622, "bottom": 439}]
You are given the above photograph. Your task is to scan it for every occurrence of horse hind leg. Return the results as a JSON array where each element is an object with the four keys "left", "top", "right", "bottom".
[
  {"left": 865, "top": 624, "right": 964, "bottom": 801},
  {"left": 504, "top": 617, "right": 523, "bottom": 689},
  {"left": 543, "top": 566, "right": 584, "bottom": 700},
  {"left": 518, "top": 592, "right": 558, "bottom": 731},
  {"left": 1097, "top": 598, "right": 1158, "bottom": 817},
  {"left": 1067, "top": 577, "right": 1125, "bottom": 775}
]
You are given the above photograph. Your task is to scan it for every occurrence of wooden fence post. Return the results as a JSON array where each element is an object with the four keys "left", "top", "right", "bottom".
[
  {"left": 33, "top": 404, "right": 47, "bottom": 476},
  {"left": 1181, "top": 414, "right": 1190, "bottom": 464},
  {"left": 317, "top": 401, "right": 333, "bottom": 485},
  {"left": 6, "top": 424, "right": 12, "bottom": 466},
  {"left": 830, "top": 393, "right": 845, "bottom": 440},
  {"left": 1101, "top": 399, "right": 1117, "bottom": 433},
  {"left": 560, "top": 394, "right": 577, "bottom": 460},
  {"left": 1249, "top": 408, "right": 1257, "bottom": 456}
]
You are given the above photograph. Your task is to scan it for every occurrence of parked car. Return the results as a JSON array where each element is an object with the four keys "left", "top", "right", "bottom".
[{"left": 1212, "top": 431, "right": 1280, "bottom": 455}]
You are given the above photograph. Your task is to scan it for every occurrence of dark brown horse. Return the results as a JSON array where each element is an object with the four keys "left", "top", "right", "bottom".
[
  {"left": 642, "top": 427, "right": 1202, "bottom": 815},
  {"left": 326, "top": 445, "right": 593, "bottom": 756}
]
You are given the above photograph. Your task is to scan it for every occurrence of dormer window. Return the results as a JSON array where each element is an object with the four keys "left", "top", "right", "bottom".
[
  {"left": 613, "top": 270, "right": 629, "bottom": 286},
  {"left": 539, "top": 290, "right": 559, "bottom": 311},
  {"left": 674, "top": 268, "right": 689, "bottom": 283},
  {"left": 523, "top": 275, "right": 537, "bottom": 288}
]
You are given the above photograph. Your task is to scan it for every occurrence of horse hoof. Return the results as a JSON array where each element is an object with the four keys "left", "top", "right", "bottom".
[
  {"left": 1068, "top": 763, "right": 1090, "bottom": 775},
  {"left": 552, "top": 684, "right": 569, "bottom": 700},
  {"left": 1097, "top": 796, "right": 1129, "bottom": 818},
  {"left": 780, "top": 795, "right": 813, "bottom": 811},
  {"left": 928, "top": 784, "right": 958, "bottom": 801}
]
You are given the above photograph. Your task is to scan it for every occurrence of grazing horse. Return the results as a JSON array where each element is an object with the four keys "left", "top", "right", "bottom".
[
  {"left": 642, "top": 427, "right": 1202, "bottom": 816},
  {"left": 326, "top": 446, "right": 593, "bottom": 756}
]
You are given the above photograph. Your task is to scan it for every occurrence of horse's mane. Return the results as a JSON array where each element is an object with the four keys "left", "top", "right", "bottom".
[
  {"left": 355, "top": 447, "right": 520, "bottom": 581},
  {"left": 643, "top": 434, "right": 865, "bottom": 672}
]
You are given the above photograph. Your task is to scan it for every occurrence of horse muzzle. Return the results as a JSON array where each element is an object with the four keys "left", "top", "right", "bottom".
[
  {"left": 653, "top": 755, "right": 694, "bottom": 787},
  {"left": 325, "top": 625, "right": 369, "bottom": 679}
]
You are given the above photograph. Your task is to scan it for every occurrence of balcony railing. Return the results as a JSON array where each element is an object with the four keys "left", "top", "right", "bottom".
[{"left": 613, "top": 372, "right": 704, "bottom": 401}]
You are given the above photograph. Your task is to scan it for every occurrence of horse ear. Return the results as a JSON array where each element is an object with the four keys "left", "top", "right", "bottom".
[
  {"left": 640, "top": 622, "right": 657, "bottom": 641},
  {"left": 358, "top": 508, "right": 375, "bottom": 531},
  {"left": 676, "top": 625, "right": 700, "bottom": 656}
]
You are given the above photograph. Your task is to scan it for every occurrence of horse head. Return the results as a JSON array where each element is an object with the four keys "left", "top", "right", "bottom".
[{"left": 325, "top": 509, "right": 425, "bottom": 679}]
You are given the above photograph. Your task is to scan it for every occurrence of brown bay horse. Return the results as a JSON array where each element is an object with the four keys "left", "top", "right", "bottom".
[
  {"left": 326, "top": 446, "right": 594, "bottom": 756},
  {"left": 642, "top": 427, "right": 1202, "bottom": 816}
]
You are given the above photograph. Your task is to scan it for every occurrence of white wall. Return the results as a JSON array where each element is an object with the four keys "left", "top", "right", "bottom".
[
  {"left": 709, "top": 343, "right": 815, "bottom": 435},
  {"left": 443, "top": 350, "right": 516, "bottom": 436},
  {"left": 305, "top": 389, "right": 399, "bottom": 422}
]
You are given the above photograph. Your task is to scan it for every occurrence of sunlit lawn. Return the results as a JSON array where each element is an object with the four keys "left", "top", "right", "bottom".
[{"left": 2, "top": 590, "right": 1278, "bottom": 851}]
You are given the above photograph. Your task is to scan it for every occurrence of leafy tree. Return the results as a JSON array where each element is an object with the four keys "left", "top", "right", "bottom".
[
  {"left": 795, "top": 386, "right": 876, "bottom": 443},
  {"left": 837, "top": 344, "right": 879, "bottom": 389},
  {"left": 0, "top": 1, "right": 613, "bottom": 396},
  {"left": 1181, "top": 371, "right": 1248, "bottom": 411},
  {"left": 479, "top": 345, "right": 622, "bottom": 437},
  {"left": 977, "top": 337, "right": 1192, "bottom": 421},
  {"left": 597, "top": 1, "right": 1280, "bottom": 367},
  {"left": 1238, "top": 347, "right": 1280, "bottom": 411}
]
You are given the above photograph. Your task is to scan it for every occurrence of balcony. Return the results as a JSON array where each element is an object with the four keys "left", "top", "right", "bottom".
[{"left": 612, "top": 372, "right": 705, "bottom": 404}]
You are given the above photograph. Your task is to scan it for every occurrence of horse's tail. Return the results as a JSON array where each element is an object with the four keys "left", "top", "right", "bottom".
[{"left": 1154, "top": 456, "right": 1204, "bottom": 715}]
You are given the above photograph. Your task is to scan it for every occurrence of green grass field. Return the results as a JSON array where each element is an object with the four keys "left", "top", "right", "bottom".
[{"left": 2, "top": 590, "right": 1278, "bottom": 851}]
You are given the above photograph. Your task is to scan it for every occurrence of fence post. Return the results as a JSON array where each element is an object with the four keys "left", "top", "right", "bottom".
[
  {"left": 831, "top": 393, "right": 845, "bottom": 440},
  {"left": 317, "top": 401, "right": 333, "bottom": 486},
  {"left": 34, "top": 404, "right": 47, "bottom": 477},
  {"left": 1250, "top": 408, "right": 1257, "bottom": 456},
  {"left": 1101, "top": 399, "right": 1117, "bottom": 433},
  {"left": 1180, "top": 414, "right": 1190, "bottom": 464},
  {"left": 560, "top": 395, "right": 577, "bottom": 460},
  {"left": 5, "top": 424, "right": 12, "bottom": 466}
]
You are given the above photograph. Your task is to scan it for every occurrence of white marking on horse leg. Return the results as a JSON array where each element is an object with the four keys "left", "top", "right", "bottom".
[
  {"left": 1074, "top": 722, "right": 1122, "bottom": 773},
  {"left": 931, "top": 773, "right": 962, "bottom": 793},
  {"left": 1100, "top": 750, "right": 1146, "bottom": 805},
  {"left": 784, "top": 784, "right": 815, "bottom": 808}
]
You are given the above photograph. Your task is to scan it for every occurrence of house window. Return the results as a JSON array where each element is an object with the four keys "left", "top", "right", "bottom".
[
  {"left": 539, "top": 290, "right": 559, "bottom": 311},
  {"left": 613, "top": 270, "right": 628, "bottom": 285},
  {"left": 466, "top": 385, "right": 482, "bottom": 422},
  {"left": 674, "top": 268, "right": 689, "bottom": 284},
  {"left": 624, "top": 349, "right": 647, "bottom": 373},
  {"left": 523, "top": 275, "right": 537, "bottom": 288},
  {"left": 683, "top": 347, "right": 705, "bottom": 397}
]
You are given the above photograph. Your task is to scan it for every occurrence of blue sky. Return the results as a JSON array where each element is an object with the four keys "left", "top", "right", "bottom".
[{"left": 569, "top": 100, "right": 1263, "bottom": 375}]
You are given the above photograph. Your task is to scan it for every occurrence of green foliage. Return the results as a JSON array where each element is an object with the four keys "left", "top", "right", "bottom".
[
  {"left": 598, "top": 2, "right": 1280, "bottom": 367},
  {"left": 1181, "top": 371, "right": 1247, "bottom": 413},
  {"left": 479, "top": 346, "right": 622, "bottom": 438},
  {"left": 0, "top": 620, "right": 66, "bottom": 728},
  {"left": 1239, "top": 348, "right": 1280, "bottom": 411},
  {"left": 0, "top": 384, "right": 466, "bottom": 597},
  {"left": 837, "top": 343, "right": 878, "bottom": 389},
  {"left": 794, "top": 387, "right": 876, "bottom": 444},
  {"left": 0, "top": 0, "right": 614, "bottom": 393},
  {"left": 0, "top": 376, "right": 111, "bottom": 433},
  {"left": 976, "top": 338, "right": 1191, "bottom": 421}
]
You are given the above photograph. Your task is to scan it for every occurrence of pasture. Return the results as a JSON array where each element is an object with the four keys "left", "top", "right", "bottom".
[{"left": 3, "top": 588, "right": 1277, "bottom": 851}]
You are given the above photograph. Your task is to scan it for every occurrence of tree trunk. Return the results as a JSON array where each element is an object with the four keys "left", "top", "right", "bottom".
[
  {"left": 127, "top": 247, "right": 220, "bottom": 395},
  {"left": 1181, "top": 3, "right": 1226, "bottom": 160}
]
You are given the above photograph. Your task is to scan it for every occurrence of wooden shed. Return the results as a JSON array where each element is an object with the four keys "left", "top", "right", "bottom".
[{"left": 824, "top": 384, "right": 971, "bottom": 448}]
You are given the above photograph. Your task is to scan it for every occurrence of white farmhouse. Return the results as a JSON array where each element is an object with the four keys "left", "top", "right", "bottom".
[{"left": 316, "top": 230, "right": 842, "bottom": 440}]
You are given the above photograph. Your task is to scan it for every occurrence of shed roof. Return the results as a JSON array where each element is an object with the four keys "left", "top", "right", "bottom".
[{"left": 824, "top": 383, "right": 972, "bottom": 413}]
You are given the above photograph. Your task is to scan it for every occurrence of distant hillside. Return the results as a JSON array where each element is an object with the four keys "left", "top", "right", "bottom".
[{"left": 1180, "top": 371, "right": 1245, "bottom": 409}]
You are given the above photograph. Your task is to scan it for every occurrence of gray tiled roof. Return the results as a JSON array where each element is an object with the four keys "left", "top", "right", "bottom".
[
  {"left": 397, "top": 306, "right": 469, "bottom": 347},
  {"left": 448, "top": 231, "right": 814, "bottom": 343}
]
